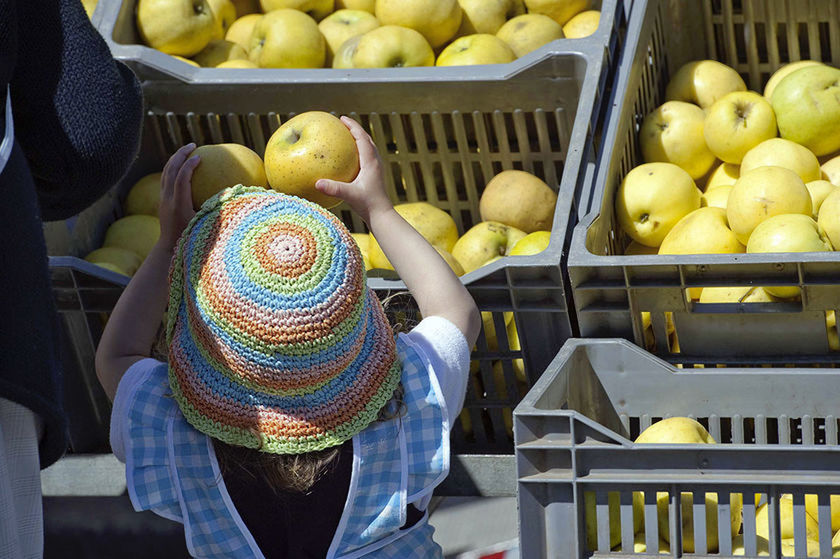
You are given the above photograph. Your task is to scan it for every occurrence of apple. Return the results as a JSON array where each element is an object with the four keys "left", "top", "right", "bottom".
[
  {"left": 349, "top": 26, "right": 435, "bottom": 68},
  {"left": 259, "top": 0, "right": 334, "bottom": 21},
  {"left": 332, "top": 35, "right": 362, "bottom": 68},
  {"left": 704, "top": 91, "right": 777, "bottom": 164},
  {"left": 584, "top": 491, "right": 643, "bottom": 552},
  {"left": 319, "top": 10, "right": 380, "bottom": 63},
  {"left": 374, "top": 0, "right": 462, "bottom": 49},
  {"left": 727, "top": 166, "right": 812, "bottom": 245},
  {"left": 368, "top": 202, "right": 459, "bottom": 269},
  {"left": 741, "top": 138, "right": 821, "bottom": 183},
  {"left": 806, "top": 179, "right": 838, "bottom": 216},
  {"left": 249, "top": 9, "right": 326, "bottom": 68},
  {"left": 509, "top": 230, "right": 550, "bottom": 256},
  {"left": 435, "top": 246, "right": 464, "bottom": 276},
  {"left": 189, "top": 144, "right": 268, "bottom": 209},
  {"left": 479, "top": 311, "right": 514, "bottom": 352},
  {"left": 84, "top": 247, "right": 143, "bottom": 277},
  {"left": 172, "top": 55, "right": 200, "bottom": 67},
  {"left": 563, "top": 9, "right": 599, "bottom": 38},
  {"left": 756, "top": 495, "right": 820, "bottom": 542},
  {"left": 225, "top": 14, "right": 262, "bottom": 52},
  {"left": 818, "top": 188, "right": 840, "bottom": 250},
  {"left": 104, "top": 215, "right": 161, "bottom": 260},
  {"left": 137, "top": 0, "right": 216, "bottom": 57},
  {"left": 640, "top": 101, "right": 716, "bottom": 180},
  {"left": 436, "top": 34, "right": 516, "bottom": 66},
  {"left": 705, "top": 162, "right": 740, "bottom": 191},
  {"left": 216, "top": 59, "right": 259, "bottom": 68},
  {"left": 658, "top": 207, "right": 744, "bottom": 256},
  {"left": 451, "top": 221, "right": 526, "bottom": 274},
  {"left": 505, "top": 318, "right": 525, "bottom": 383},
  {"left": 456, "top": 0, "right": 525, "bottom": 35},
  {"left": 523, "top": 0, "right": 588, "bottom": 25},
  {"left": 207, "top": 0, "right": 236, "bottom": 40},
  {"left": 701, "top": 185, "right": 733, "bottom": 210},
  {"left": 479, "top": 170, "right": 557, "bottom": 233},
  {"left": 804, "top": 494, "right": 840, "bottom": 534},
  {"left": 192, "top": 39, "right": 248, "bottom": 67},
  {"left": 763, "top": 60, "right": 823, "bottom": 99},
  {"left": 264, "top": 112, "right": 359, "bottom": 208},
  {"left": 771, "top": 64, "right": 840, "bottom": 156},
  {"left": 350, "top": 232, "right": 371, "bottom": 270},
  {"left": 822, "top": 154, "right": 840, "bottom": 186},
  {"left": 615, "top": 162, "right": 701, "bottom": 247},
  {"left": 336, "top": 0, "right": 374, "bottom": 12},
  {"left": 124, "top": 173, "right": 162, "bottom": 217},
  {"left": 496, "top": 14, "right": 564, "bottom": 58},
  {"left": 665, "top": 59, "right": 747, "bottom": 109},
  {"left": 699, "top": 286, "right": 779, "bottom": 304}
]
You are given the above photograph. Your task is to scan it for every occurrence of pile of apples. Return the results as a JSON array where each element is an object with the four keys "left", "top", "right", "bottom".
[
  {"left": 134, "top": 0, "right": 601, "bottom": 69},
  {"left": 615, "top": 59, "right": 840, "bottom": 308}
]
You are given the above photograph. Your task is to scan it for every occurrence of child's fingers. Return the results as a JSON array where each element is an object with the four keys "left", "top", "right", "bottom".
[
  {"left": 162, "top": 143, "right": 196, "bottom": 197},
  {"left": 341, "top": 117, "right": 378, "bottom": 166},
  {"left": 315, "top": 178, "right": 347, "bottom": 199},
  {"left": 174, "top": 155, "right": 200, "bottom": 207}
]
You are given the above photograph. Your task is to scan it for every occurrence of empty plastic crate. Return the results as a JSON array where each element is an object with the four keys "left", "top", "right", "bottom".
[
  {"left": 568, "top": 0, "right": 840, "bottom": 364},
  {"left": 514, "top": 337, "right": 840, "bottom": 558}
]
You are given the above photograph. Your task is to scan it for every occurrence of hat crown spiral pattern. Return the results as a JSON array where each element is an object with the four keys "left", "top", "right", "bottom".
[{"left": 167, "top": 185, "right": 401, "bottom": 455}]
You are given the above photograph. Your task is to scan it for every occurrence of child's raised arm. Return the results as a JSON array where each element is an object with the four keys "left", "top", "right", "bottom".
[
  {"left": 316, "top": 117, "right": 481, "bottom": 348},
  {"left": 95, "top": 144, "right": 200, "bottom": 400}
]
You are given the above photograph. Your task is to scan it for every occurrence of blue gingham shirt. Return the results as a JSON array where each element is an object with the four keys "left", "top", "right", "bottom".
[{"left": 110, "top": 317, "right": 470, "bottom": 558}]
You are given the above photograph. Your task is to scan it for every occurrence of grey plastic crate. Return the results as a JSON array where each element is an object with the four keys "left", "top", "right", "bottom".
[
  {"left": 514, "top": 338, "right": 840, "bottom": 558},
  {"left": 44, "top": 38, "right": 617, "bottom": 477},
  {"left": 568, "top": 0, "right": 840, "bottom": 365},
  {"left": 97, "top": 0, "right": 624, "bottom": 83}
]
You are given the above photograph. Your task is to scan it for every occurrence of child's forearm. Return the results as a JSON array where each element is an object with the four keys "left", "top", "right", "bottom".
[
  {"left": 368, "top": 207, "right": 480, "bottom": 347},
  {"left": 95, "top": 241, "right": 173, "bottom": 400}
]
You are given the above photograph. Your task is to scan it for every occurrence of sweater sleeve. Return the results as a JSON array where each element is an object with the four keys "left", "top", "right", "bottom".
[{"left": 10, "top": 0, "right": 143, "bottom": 221}]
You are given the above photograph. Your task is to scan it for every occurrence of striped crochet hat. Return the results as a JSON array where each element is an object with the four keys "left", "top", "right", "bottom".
[{"left": 165, "top": 185, "right": 401, "bottom": 455}]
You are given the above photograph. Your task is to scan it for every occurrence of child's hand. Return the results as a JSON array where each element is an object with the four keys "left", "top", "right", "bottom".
[
  {"left": 159, "top": 143, "right": 200, "bottom": 251},
  {"left": 314, "top": 116, "right": 392, "bottom": 224}
]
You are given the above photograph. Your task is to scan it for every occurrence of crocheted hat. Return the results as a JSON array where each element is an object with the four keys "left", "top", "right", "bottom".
[{"left": 165, "top": 185, "right": 401, "bottom": 455}]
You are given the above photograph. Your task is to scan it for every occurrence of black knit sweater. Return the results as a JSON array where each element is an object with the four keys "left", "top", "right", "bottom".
[{"left": 0, "top": 0, "right": 142, "bottom": 468}]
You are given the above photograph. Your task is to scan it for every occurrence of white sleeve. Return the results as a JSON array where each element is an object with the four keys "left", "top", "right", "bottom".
[
  {"left": 109, "top": 358, "right": 165, "bottom": 463},
  {"left": 402, "top": 316, "right": 471, "bottom": 426}
]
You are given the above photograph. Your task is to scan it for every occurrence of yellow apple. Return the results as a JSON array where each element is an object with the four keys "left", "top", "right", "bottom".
[
  {"left": 192, "top": 39, "right": 248, "bottom": 67},
  {"left": 249, "top": 9, "right": 326, "bottom": 68},
  {"left": 225, "top": 14, "right": 262, "bottom": 52},
  {"left": 124, "top": 173, "right": 162, "bottom": 217},
  {"left": 451, "top": 221, "right": 526, "bottom": 273},
  {"left": 436, "top": 34, "right": 516, "bottom": 66},
  {"left": 368, "top": 202, "right": 458, "bottom": 268},
  {"left": 456, "top": 0, "right": 525, "bottom": 35},
  {"left": 505, "top": 318, "right": 525, "bottom": 382},
  {"left": 747, "top": 214, "right": 832, "bottom": 297},
  {"left": 806, "top": 179, "right": 838, "bottom": 216},
  {"left": 374, "top": 0, "right": 462, "bottom": 49},
  {"left": 756, "top": 495, "right": 820, "bottom": 542},
  {"left": 479, "top": 311, "right": 513, "bottom": 352},
  {"left": 627, "top": 533, "right": 670, "bottom": 554},
  {"left": 264, "top": 112, "right": 359, "bottom": 208},
  {"left": 351, "top": 232, "right": 371, "bottom": 270},
  {"left": 104, "top": 215, "right": 161, "bottom": 260},
  {"left": 207, "top": 0, "right": 236, "bottom": 40},
  {"left": 496, "top": 14, "right": 564, "bottom": 58},
  {"left": 636, "top": 417, "right": 715, "bottom": 444},
  {"left": 172, "top": 55, "right": 200, "bottom": 66},
  {"left": 740, "top": 138, "right": 821, "bottom": 183},
  {"left": 763, "top": 60, "right": 823, "bottom": 100},
  {"left": 699, "top": 286, "right": 780, "bottom": 303},
  {"left": 658, "top": 207, "right": 745, "bottom": 256},
  {"left": 350, "top": 26, "right": 435, "bottom": 68},
  {"left": 336, "top": 0, "right": 374, "bottom": 11},
  {"left": 479, "top": 170, "right": 557, "bottom": 233},
  {"left": 216, "top": 59, "right": 259, "bottom": 68},
  {"left": 732, "top": 534, "right": 770, "bottom": 556},
  {"left": 704, "top": 91, "right": 777, "bottom": 164},
  {"left": 259, "top": 0, "right": 334, "bottom": 20},
  {"left": 584, "top": 491, "right": 643, "bottom": 552},
  {"left": 319, "top": 10, "right": 380, "bottom": 63},
  {"left": 821, "top": 154, "right": 840, "bottom": 186},
  {"left": 189, "top": 144, "right": 268, "bottom": 209},
  {"left": 818, "top": 187, "right": 840, "bottom": 250},
  {"left": 332, "top": 34, "right": 362, "bottom": 68},
  {"left": 771, "top": 64, "right": 840, "bottom": 156},
  {"left": 523, "top": 0, "right": 587, "bottom": 25},
  {"left": 615, "top": 162, "right": 701, "bottom": 247},
  {"left": 435, "top": 247, "right": 464, "bottom": 276},
  {"left": 231, "top": 0, "right": 260, "bottom": 16},
  {"left": 84, "top": 247, "right": 143, "bottom": 277},
  {"left": 509, "top": 230, "right": 551, "bottom": 256},
  {"left": 827, "top": 311, "right": 839, "bottom": 352},
  {"left": 706, "top": 162, "right": 740, "bottom": 191},
  {"left": 640, "top": 101, "right": 716, "bottom": 180},
  {"left": 701, "top": 185, "right": 733, "bottom": 210},
  {"left": 563, "top": 9, "right": 599, "bottom": 38},
  {"left": 726, "top": 166, "right": 812, "bottom": 245},
  {"left": 625, "top": 240, "right": 658, "bottom": 255},
  {"left": 137, "top": 0, "right": 217, "bottom": 57},
  {"left": 665, "top": 59, "right": 747, "bottom": 110},
  {"left": 804, "top": 494, "right": 840, "bottom": 534}
]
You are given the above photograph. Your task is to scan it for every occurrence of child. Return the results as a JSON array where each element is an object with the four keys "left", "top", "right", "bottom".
[{"left": 95, "top": 116, "right": 481, "bottom": 558}]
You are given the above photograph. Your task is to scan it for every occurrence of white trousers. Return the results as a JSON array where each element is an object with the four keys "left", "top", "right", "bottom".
[{"left": 0, "top": 397, "right": 44, "bottom": 559}]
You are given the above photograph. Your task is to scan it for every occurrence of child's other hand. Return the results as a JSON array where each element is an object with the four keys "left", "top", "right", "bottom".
[
  {"left": 314, "top": 116, "right": 392, "bottom": 224},
  {"left": 159, "top": 143, "right": 200, "bottom": 251}
]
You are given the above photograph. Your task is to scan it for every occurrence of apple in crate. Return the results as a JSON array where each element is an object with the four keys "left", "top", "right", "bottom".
[
  {"left": 451, "top": 221, "right": 526, "bottom": 274},
  {"left": 189, "top": 144, "right": 268, "bottom": 209},
  {"left": 496, "top": 14, "right": 563, "bottom": 58},
  {"left": 318, "top": 10, "right": 381, "bottom": 63},
  {"left": 137, "top": 0, "right": 217, "bottom": 57},
  {"left": 349, "top": 26, "right": 435, "bottom": 68},
  {"left": 665, "top": 59, "right": 746, "bottom": 110},
  {"left": 375, "top": 0, "right": 462, "bottom": 49},
  {"left": 523, "top": 0, "right": 587, "bottom": 25},
  {"left": 457, "top": 0, "right": 525, "bottom": 35},
  {"left": 264, "top": 112, "right": 359, "bottom": 209},
  {"left": 249, "top": 9, "right": 326, "bottom": 68},
  {"left": 771, "top": 64, "right": 840, "bottom": 156},
  {"left": 704, "top": 91, "right": 777, "bottom": 164},
  {"left": 436, "top": 34, "right": 516, "bottom": 66},
  {"left": 260, "top": 0, "right": 334, "bottom": 21},
  {"left": 740, "top": 138, "right": 821, "bottom": 183},
  {"left": 640, "top": 101, "right": 715, "bottom": 180}
]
